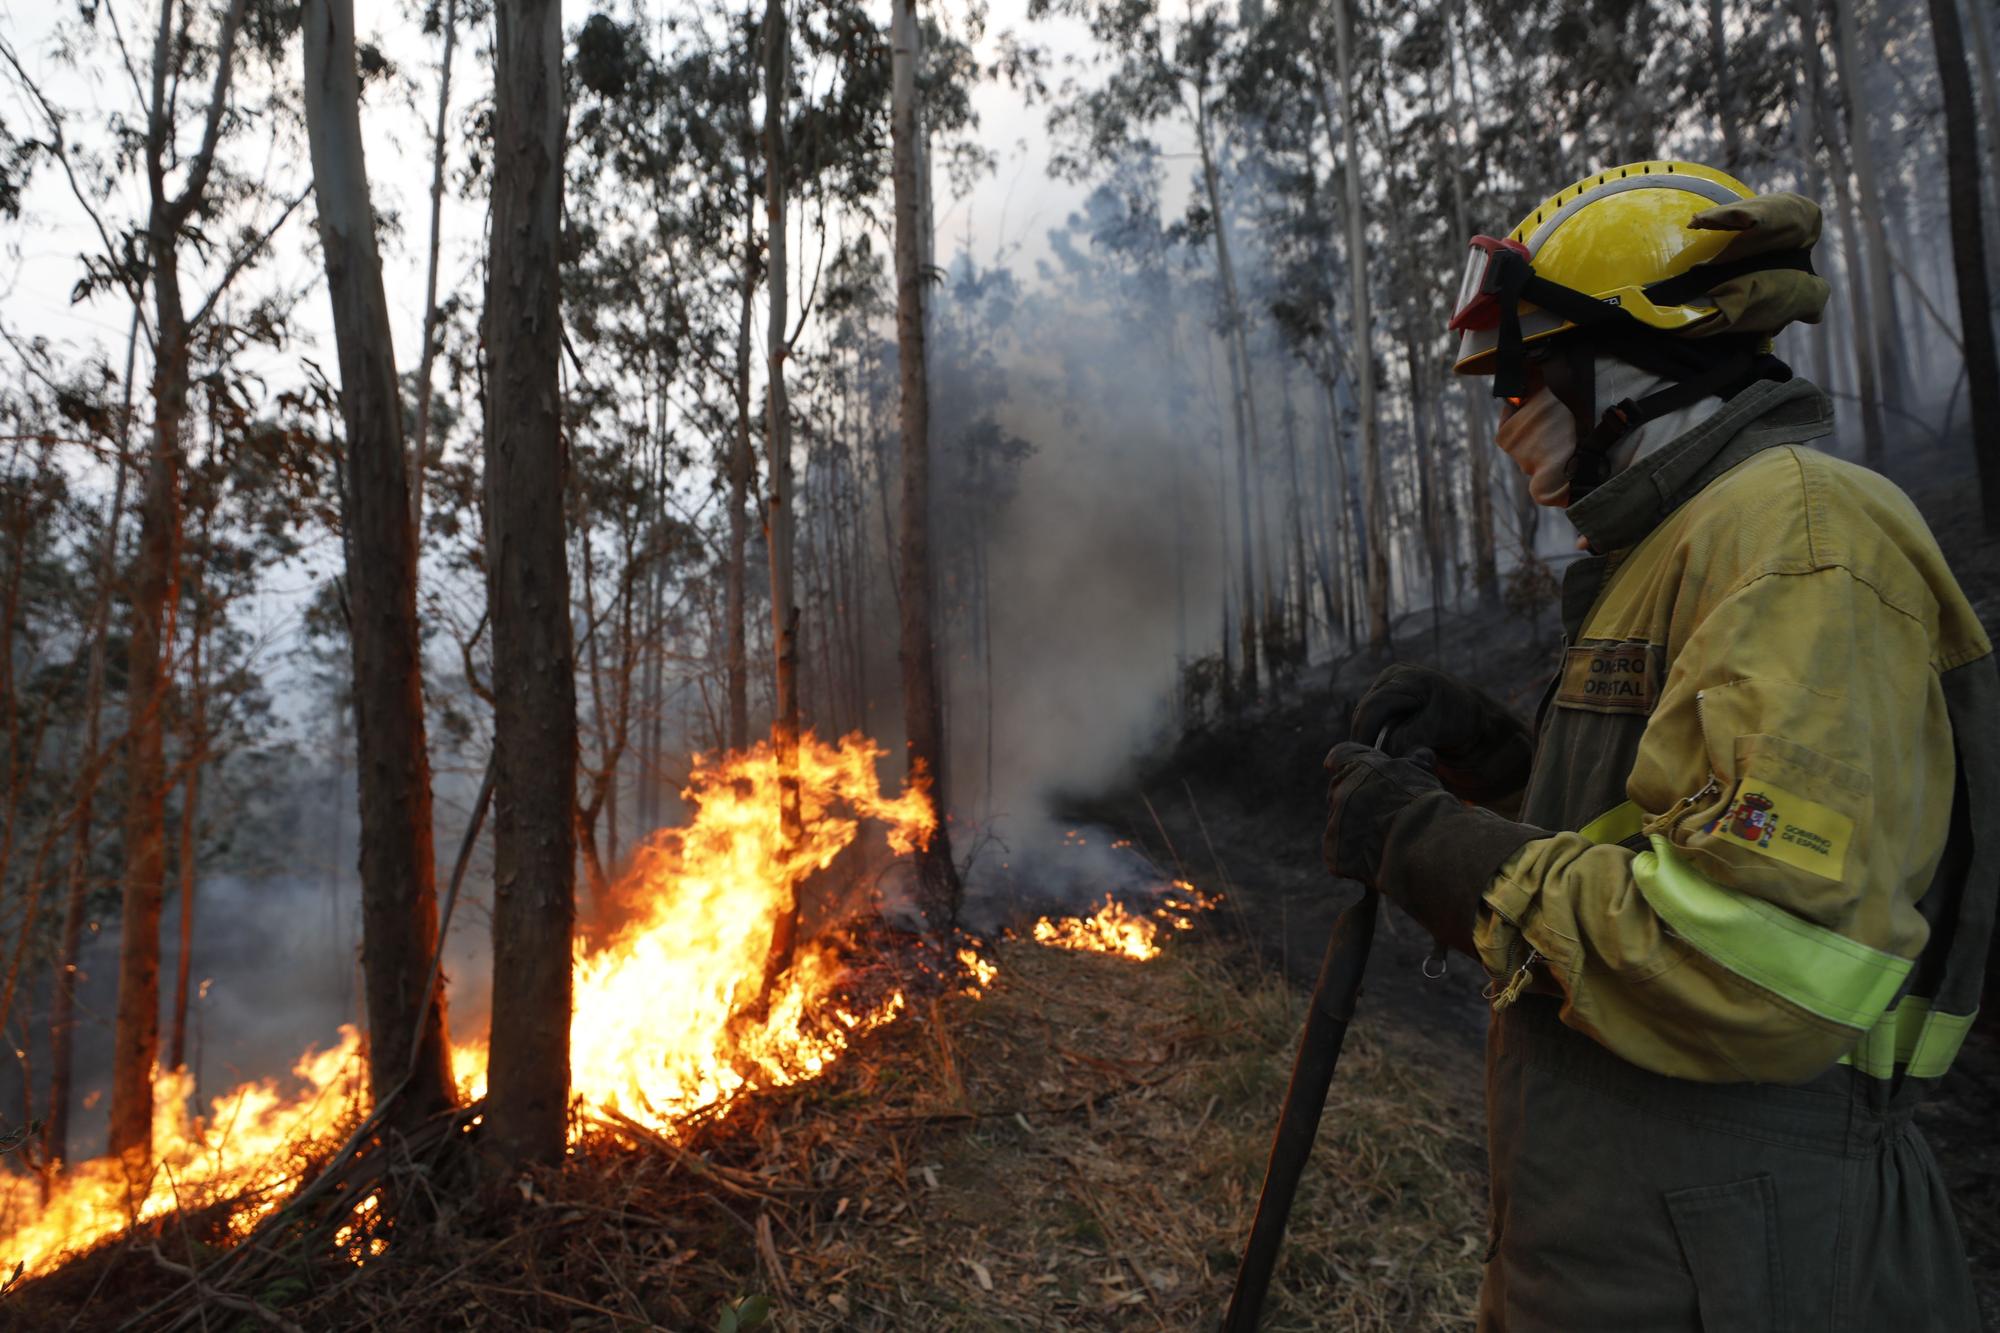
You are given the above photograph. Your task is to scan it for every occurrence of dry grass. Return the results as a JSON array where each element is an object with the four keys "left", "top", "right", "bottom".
[{"left": 5, "top": 928, "right": 1487, "bottom": 1331}]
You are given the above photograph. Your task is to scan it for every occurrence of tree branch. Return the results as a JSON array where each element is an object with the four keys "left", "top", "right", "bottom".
[
  {"left": 164, "top": 0, "right": 251, "bottom": 231},
  {"left": 187, "top": 182, "right": 315, "bottom": 331},
  {"left": 0, "top": 35, "right": 155, "bottom": 347}
]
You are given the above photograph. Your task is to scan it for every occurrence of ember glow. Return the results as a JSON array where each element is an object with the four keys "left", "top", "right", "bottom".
[{"left": 0, "top": 738, "right": 1215, "bottom": 1280}]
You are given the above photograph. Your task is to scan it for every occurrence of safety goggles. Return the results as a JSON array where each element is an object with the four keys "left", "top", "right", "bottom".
[{"left": 1447, "top": 235, "right": 1532, "bottom": 333}]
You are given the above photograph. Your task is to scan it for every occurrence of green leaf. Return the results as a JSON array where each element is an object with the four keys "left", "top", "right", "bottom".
[{"left": 716, "top": 1294, "right": 770, "bottom": 1333}]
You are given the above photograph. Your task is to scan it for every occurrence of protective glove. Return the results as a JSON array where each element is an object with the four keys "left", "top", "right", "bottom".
[
  {"left": 1349, "top": 665, "right": 1533, "bottom": 804},
  {"left": 1322, "top": 742, "right": 1546, "bottom": 957}
]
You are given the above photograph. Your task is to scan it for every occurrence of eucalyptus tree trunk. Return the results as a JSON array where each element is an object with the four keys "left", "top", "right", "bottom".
[
  {"left": 758, "top": 0, "right": 809, "bottom": 994},
  {"left": 727, "top": 121, "right": 756, "bottom": 753},
  {"left": 408, "top": 0, "right": 459, "bottom": 537},
  {"left": 1790, "top": 31, "right": 1836, "bottom": 392},
  {"left": 1803, "top": 0, "right": 1887, "bottom": 464},
  {"left": 47, "top": 314, "right": 136, "bottom": 1170},
  {"left": 1193, "top": 95, "right": 1263, "bottom": 699},
  {"left": 1307, "top": 376, "right": 1341, "bottom": 635},
  {"left": 110, "top": 0, "right": 248, "bottom": 1168},
  {"left": 892, "top": 0, "right": 963, "bottom": 930},
  {"left": 304, "top": 0, "right": 456, "bottom": 1126},
  {"left": 1967, "top": 0, "right": 2000, "bottom": 253},
  {"left": 1442, "top": 4, "right": 1499, "bottom": 607},
  {"left": 1830, "top": 0, "right": 1907, "bottom": 418},
  {"left": 167, "top": 563, "right": 206, "bottom": 1074},
  {"left": 1925, "top": 0, "right": 2000, "bottom": 530},
  {"left": 482, "top": 0, "right": 575, "bottom": 1169},
  {"left": 1329, "top": 0, "right": 1390, "bottom": 651},
  {"left": 1708, "top": 0, "right": 1740, "bottom": 168},
  {"left": 1279, "top": 370, "right": 1310, "bottom": 659}
]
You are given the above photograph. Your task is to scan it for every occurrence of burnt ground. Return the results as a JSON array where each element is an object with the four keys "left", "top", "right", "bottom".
[{"left": 1068, "top": 449, "right": 2000, "bottom": 1328}]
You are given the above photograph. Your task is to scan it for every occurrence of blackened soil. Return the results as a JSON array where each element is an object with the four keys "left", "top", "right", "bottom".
[{"left": 1071, "top": 442, "right": 2000, "bottom": 1326}]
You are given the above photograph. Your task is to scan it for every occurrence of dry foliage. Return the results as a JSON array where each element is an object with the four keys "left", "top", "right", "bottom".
[{"left": 3, "top": 930, "right": 1486, "bottom": 1331}]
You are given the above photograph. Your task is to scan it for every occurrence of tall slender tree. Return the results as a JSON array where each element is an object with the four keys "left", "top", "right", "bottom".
[
  {"left": 1924, "top": 0, "right": 2000, "bottom": 529},
  {"left": 109, "top": 0, "right": 251, "bottom": 1168},
  {"left": 893, "top": 0, "right": 964, "bottom": 931},
  {"left": 1328, "top": 0, "right": 1390, "bottom": 651},
  {"left": 757, "top": 0, "right": 809, "bottom": 999},
  {"left": 45, "top": 312, "right": 136, "bottom": 1171},
  {"left": 302, "top": 0, "right": 456, "bottom": 1126},
  {"left": 483, "top": 0, "right": 576, "bottom": 1170}
]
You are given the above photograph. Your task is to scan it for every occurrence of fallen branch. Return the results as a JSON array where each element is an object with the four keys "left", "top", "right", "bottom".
[{"left": 145, "top": 1245, "right": 304, "bottom": 1333}]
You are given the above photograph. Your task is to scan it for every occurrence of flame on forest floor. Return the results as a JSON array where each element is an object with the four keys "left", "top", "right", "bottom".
[
  {"left": 0, "top": 1030, "right": 368, "bottom": 1281},
  {"left": 0, "top": 736, "right": 1215, "bottom": 1280},
  {"left": 1028, "top": 882, "right": 1215, "bottom": 962}
]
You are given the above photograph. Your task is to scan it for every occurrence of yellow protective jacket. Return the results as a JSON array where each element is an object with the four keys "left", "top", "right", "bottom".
[{"left": 1468, "top": 377, "right": 1998, "bottom": 1332}]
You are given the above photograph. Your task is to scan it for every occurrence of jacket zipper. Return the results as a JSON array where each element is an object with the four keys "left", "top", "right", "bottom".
[{"left": 1644, "top": 689, "right": 1726, "bottom": 838}]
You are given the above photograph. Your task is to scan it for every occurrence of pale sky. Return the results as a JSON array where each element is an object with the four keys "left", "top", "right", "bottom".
[{"left": 0, "top": 0, "right": 1098, "bottom": 393}]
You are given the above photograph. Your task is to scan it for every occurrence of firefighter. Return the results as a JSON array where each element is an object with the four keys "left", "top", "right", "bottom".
[{"left": 1321, "top": 160, "right": 1998, "bottom": 1331}]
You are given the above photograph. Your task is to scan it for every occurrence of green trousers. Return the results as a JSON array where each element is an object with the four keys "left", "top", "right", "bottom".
[{"left": 1477, "top": 997, "right": 1983, "bottom": 1332}]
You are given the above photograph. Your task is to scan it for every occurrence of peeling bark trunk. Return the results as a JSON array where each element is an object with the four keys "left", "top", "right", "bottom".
[
  {"left": 46, "top": 311, "right": 135, "bottom": 1170},
  {"left": 167, "top": 579, "right": 205, "bottom": 1074},
  {"left": 758, "top": 0, "right": 808, "bottom": 995},
  {"left": 109, "top": 0, "right": 248, "bottom": 1173},
  {"left": 482, "top": 0, "right": 575, "bottom": 1169},
  {"left": 1804, "top": 0, "right": 1887, "bottom": 463},
  {"left": 727, "top": 121, "right": 756, "bottom": 754},
  {"left": 109, "top": 251, "right": 187, "bottom": 1167},
  {"left": 1193, "top": 99, "right": 1261, "bottom": 699},
  {"left": 1831, "top": 0, "right": 1907, "bottom": 420},
  {"left": 304, "top": 0, "right": 455, "bottom": 1127},
  {"left": 892, "top": 0, "right": 962, "bottom": 930},
  {"left": 1329, "top": 0, "right": 1389, "bottom": 651},
  {"left": 1926, "top": 0, "right": 2000, "bottom": 530},
  {"left": 1442, "top": 7, "right": 1499, "bottom": 607},
  {"left": 408, "top": 0, "right": 458, "bottom": 537}
]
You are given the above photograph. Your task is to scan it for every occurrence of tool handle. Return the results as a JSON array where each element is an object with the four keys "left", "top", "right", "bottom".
[{"left": 1221, "top": 886, "right": 1380, "bottom": 1333}]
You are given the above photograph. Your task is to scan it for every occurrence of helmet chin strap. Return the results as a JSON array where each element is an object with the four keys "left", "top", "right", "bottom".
[
  {"left": 1544, "top": 331, "right": 1794, "bottom": 502},
  {"left": 1482, "top": 247, "right": 1801, "bottom": 503}
]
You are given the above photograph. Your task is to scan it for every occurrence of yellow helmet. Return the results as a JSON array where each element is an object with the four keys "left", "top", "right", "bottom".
[
  {"left": 1451, "top": 160, "right": 1755, "bottom": 376},
  {"left": 1445, "top": 159, "right": 1827, "bottom": 501}
]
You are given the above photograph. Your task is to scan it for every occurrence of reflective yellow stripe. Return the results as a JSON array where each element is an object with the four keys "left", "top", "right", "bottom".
[
  {"left": 1840, "top": 997, "right": 1979, "bottom": 1080},
  {"left": 1633, "top": 835, "right": 1911, "bottom": 1031},
  {"left": 1579, "top": 800, "right": 1646, "bottom": 846}
]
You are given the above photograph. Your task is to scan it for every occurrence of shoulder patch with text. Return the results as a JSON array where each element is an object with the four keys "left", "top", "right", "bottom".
[
  {"left": 1702, "top": 778, "right": 1854, "bottom": 880},
  {"left": 1555, "top": 641, "right": 1659, "bottom": 715}
]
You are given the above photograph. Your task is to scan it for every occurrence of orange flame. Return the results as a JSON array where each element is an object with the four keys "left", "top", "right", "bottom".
[
  {"left": 1033, "top": 896, "right": 1163, "bottom": 960},
  {"left": 0, "top": 737, "right": 1216, "bottom": 1279},
  {"left": 0, "top": 1029, "right": 367, "bottom": 1279},
  {"left": 450, "top": 732, "right": 934, "bottom": 1135}
]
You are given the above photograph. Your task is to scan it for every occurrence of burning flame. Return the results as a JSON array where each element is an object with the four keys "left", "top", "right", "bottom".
[
  {"left": 450, "top": 732, "right": 934, "bottom": 1136},
  {"left": 1028, "top": 882, "right": 1220, "bottom": 961},
  {"left": 0, "top": 1029, "right": 367, "bottom": 1279},
  {"left": 0, "top": 737, "right": 1215, "bottom": 1281},
  {"left": 1033, "top": 896, "right": 1164, "bottom": 960},
  {"left": 956, "top": 948, "right": 999, "bottom": 989}
]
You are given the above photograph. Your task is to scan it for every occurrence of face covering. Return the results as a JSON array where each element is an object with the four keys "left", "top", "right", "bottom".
[
  {"left": 1495, "top": 385, "right": 1578, "bottom": 506},
  {"left": 1494, "top": 358, "right": 1716, "bottom": 510}
]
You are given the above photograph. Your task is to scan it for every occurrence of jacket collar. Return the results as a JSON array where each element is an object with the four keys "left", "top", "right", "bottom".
[{"left": 1565, "top": 377, "right": 1836, "bottom": 554}]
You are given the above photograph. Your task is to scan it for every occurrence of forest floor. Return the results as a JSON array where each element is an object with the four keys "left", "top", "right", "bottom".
[{"left": 2, "top": 927, "right": 1488, "bottom": 1332}]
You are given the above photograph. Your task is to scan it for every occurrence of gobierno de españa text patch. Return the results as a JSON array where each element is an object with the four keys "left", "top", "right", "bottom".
[{"left": 1702, "top": 777, "right": 1854, "bottom": 880}]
